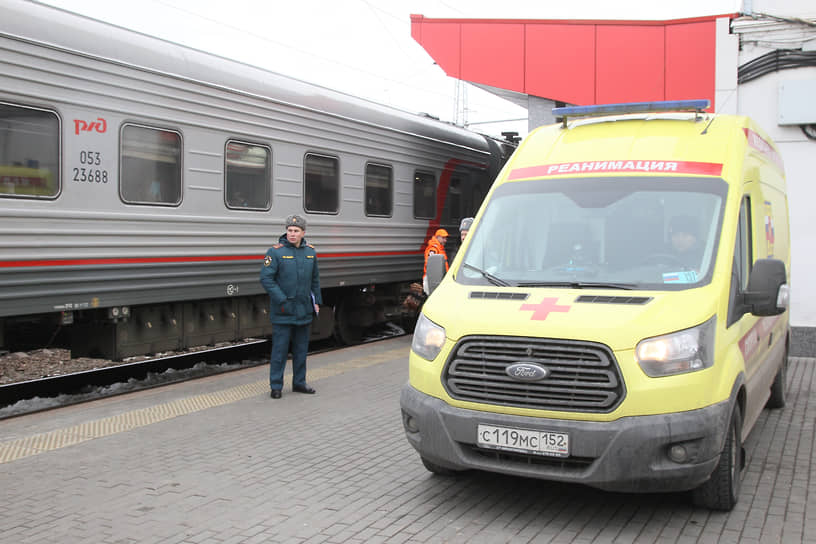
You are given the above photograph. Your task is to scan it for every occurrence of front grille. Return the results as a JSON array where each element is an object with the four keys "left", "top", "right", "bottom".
[{"left": 443, "top": 336, "right": 624, "bottom": 412}]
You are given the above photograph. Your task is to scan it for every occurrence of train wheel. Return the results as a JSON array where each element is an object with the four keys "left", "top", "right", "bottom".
[{"left": 333, "top": 297, "right": 363, "bottom": 345}]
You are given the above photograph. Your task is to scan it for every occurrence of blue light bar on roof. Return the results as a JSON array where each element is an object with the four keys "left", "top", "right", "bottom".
[{"left": 552, "top": 99, "right": 710, "bottom": 125}]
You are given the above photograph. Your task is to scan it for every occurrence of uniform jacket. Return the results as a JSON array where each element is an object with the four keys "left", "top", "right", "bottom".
[
  {"left": 260, "top": 233, "right": 323, "bottom": 325},
  {"left": 423, "top": 236, "right": 449, "bottom": 276}
]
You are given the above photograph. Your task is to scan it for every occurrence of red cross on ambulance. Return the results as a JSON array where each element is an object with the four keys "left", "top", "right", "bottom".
[{"left": 520, "top": 297, "right": 571, "bottom": 320}]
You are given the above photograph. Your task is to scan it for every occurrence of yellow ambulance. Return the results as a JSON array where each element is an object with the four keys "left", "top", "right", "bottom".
[{"left": 401, "top": 100, "right": 790, "bottom": 511}]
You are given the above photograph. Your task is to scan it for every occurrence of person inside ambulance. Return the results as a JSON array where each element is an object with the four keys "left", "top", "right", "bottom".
[{"left": 667, "top": 214, "right": 704, "bottom": 270}]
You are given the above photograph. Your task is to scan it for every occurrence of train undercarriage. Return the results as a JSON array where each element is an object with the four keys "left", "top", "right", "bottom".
[{"left": 0, "top": 282, "right": 420, "bottom": 360}]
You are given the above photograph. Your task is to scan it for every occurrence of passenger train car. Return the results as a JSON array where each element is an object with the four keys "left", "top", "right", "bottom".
[{"left": 0, "top": 0, "right": 515, "bottom": 359}]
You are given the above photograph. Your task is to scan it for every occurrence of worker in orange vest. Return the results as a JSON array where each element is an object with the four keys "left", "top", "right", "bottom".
[{"left": 422, "top": 228, "right": 449, "bottom": 294}]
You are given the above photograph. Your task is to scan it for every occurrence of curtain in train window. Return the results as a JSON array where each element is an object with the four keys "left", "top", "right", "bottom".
[
  {"left": 304, "top": 153, "right": 339, "bottom": 213},
  {"left": 225, "top": 141, "right": 271, "bottom": 210},
  {"left": 120, "top": 124, "right": 182, "bottom": 205},
  {"left": 365, "top": 163, "right": 393, "bottom": 217},
  {"left": 0, "top": 103, "right": 60, "bottom": 198},
  {"left": 413, "top": 171, "right": 436, "bottom": 219}
]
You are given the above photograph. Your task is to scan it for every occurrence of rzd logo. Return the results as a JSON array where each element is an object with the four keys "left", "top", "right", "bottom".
[{"left": 73, "top": 118, "right": 107, "bottom": 135}]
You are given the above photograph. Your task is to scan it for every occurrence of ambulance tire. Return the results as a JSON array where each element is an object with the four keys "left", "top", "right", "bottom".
[
  {"left": 766, "top": 350, "right": 788, "bottom": 409},
  {"left": 692, "top": 404, "right": 743, "bottom": 511},
  {"left": 420, "top": 456, "right": 457, "bottom": 476}
]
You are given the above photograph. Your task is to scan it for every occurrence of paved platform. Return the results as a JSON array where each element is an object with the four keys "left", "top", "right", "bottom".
[{"left": 0, "top": 336, "right": 814, "bottom": 544}]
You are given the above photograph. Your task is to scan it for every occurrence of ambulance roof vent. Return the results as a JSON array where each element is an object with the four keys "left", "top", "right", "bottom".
[
  {"left": 575, "top": 295, "right": 652, "bottom": 305},
  {"left": 470, "top": 291, "right": 529, "bottom": 300},
  {"left": 553, "top": 99, "right": 710, "bottom": 128}
]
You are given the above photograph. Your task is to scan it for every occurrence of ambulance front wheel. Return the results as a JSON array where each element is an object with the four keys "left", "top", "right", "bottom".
[{"left": 692, "top": 404, "right": 743, "bottom": 511}]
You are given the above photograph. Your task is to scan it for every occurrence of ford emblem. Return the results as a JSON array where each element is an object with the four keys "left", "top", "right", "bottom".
[{"left": 506, "top": 362, "right": 549, "bottom": 382}]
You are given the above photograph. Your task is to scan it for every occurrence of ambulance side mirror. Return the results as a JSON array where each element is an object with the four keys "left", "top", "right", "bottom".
[
  {"left": 426, "top": 253, "right": 446, "bottom": 295},
  {"left": 743, "top": 258, "right": 789, "bottom": 316}
]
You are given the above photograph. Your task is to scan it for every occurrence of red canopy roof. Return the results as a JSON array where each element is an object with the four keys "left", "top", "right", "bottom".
[{"left": 410, "top": 14, "right": 737, "bottom": 108}]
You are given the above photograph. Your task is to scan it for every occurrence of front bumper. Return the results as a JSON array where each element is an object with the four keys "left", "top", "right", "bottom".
[{"left": 400, "top": 384, "right": 732, "bottom": 493}]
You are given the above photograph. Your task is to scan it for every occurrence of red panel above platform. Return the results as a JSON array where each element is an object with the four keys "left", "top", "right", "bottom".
[
  {"left": 462, "top": 22, "right": 525, "bottom": 92},
  {"left": 596, "top": 24, "right": 665, "bottom": 104},
  {"left": 525, "top": 24, "right": 596, "bottom": 106},
  {"left": 410, "top": 14, "right": 732, "bottom": 108}
]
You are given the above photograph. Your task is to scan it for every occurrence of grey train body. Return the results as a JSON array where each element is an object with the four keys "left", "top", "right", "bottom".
[{"left": 0, "top": 1, "right": 514, "bottom": 357}]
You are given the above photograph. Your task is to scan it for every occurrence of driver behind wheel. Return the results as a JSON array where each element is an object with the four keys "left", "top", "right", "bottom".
[{"left": 668, "top": 215, "right": 703, "bottom": 270}]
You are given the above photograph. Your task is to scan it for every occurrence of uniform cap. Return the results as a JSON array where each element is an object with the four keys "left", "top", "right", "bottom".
[
  {"left": 434, "top": 228, "right": 449, "bottom": 237},
  {"left": 459, "top": 217, "right": 474, "bottom": 232},
  {"left": 286, "top": 214, "right": 306, "bottom": 230}
]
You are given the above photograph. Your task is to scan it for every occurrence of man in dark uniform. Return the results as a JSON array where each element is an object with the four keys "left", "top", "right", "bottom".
[{"left": 260, "top": 214, "right": 322, "bottom": 399}]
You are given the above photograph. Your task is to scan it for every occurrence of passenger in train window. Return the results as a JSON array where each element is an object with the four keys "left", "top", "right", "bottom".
[
  {"left": 422, "top": 228, "right": 449, "bottom": 294},
  {"left": 148, "top": 180, "right": 163, "bottom": 202},
  {"left": 260, "top": 214, "right": 323, "bottom": 399},
  {"left": 229, "top": 188, "right": 249, "bottom": 207}
]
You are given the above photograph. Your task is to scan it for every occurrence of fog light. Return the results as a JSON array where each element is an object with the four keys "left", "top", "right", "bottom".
[
  {"left": 668, "top": 444, "right": 689, "bottom": 463},
  {"left": 110, "top": 307, "right": 120, "bottom": 318},
  {"left": 121, "top": 306, "right": 130, "bottom": 316},
  {"left": 402, "top": 411, "right": 419, "bottom": 433}
]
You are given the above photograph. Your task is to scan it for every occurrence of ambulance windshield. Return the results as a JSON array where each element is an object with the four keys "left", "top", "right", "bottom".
[{"left": 459, "top": 176, "right": 727, "bottom": 290}]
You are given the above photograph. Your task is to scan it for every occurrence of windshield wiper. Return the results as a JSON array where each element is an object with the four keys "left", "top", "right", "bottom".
[
  {"left": 462, "top": 263, "right": 514, "bottom": 287},
  {"left": 515, "top": 281, "right": 637, "bottom": 290}
]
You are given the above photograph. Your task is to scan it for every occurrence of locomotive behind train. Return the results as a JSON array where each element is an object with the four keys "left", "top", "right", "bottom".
[{"left": 0, "top": 0, "right": 516, "bottom": 359}]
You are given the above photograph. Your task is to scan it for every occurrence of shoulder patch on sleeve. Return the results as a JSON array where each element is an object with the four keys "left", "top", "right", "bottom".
[{"left": 263, "top": 255, "right": 272, "bottom": 267}]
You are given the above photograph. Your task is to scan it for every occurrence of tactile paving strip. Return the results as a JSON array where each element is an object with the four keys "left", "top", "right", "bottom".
[{"left": 0, "top": 345, "right": 406, "bottom": 464}]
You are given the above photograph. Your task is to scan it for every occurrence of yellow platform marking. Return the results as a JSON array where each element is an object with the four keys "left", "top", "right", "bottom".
[{"left": 0, "top": 345, "right": 407, "bottom": 464}]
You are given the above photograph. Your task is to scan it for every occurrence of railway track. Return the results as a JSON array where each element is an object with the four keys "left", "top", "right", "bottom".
[
  {"left": 0, "top": 325, "right": 406, "bottom": 419},
  {"left": 0, "top": 340, "right": 272, "bottom": 419}
]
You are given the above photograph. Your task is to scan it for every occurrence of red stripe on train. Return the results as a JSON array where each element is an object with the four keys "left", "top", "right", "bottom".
[{"left": 0, "top": 250, "right": 422, "bottom": 268}]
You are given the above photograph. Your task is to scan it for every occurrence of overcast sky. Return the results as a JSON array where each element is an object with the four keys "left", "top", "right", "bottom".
[{"left": 37, "top": 0, "right": 742, "bottom": 139}]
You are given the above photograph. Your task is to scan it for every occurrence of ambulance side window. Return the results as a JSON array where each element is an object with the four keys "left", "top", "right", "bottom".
[{"left": 728, "top": 197, "right": 754, "bottom": 326}]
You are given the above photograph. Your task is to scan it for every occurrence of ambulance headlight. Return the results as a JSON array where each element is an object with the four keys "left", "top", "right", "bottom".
[
  {"left": 636, "top": 317, "right": 715, "bottom": 377},
  {"left": 411, "top": 313, "right": 446, "bottom": 361}
]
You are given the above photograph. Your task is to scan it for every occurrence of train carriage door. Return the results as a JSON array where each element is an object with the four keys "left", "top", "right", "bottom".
[{"left": 441, "top": 168, "right": 475, "bottom": 255}]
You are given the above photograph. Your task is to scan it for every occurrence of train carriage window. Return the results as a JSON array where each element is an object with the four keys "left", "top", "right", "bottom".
[
  {"left": 441, "top": 174, "right": 465, "bottom": 224},
  {"left": 365, "top": 163, "right": 393, "bottom": 217},
  {"left": 304, "top": 153, "right": 338, "bottom": 213},
  {"left": 120, "top": 124, "right": 181, "bottom": 205},
  {"left": 0, "top": 103, "right": 60, "bottom": 199},
  {"left": 414, "top": 171, "right": 436, "bottom": 219},
  {"left": 225, "top": 140, "right": 271, "bottom": 210}
]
